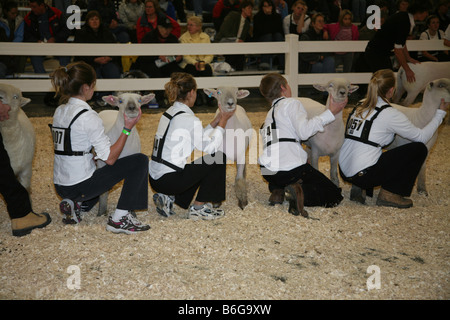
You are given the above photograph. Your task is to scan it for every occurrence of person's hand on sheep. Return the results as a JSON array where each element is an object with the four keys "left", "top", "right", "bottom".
[
  {"left": 0, "top": 101, "right": 11, "bottom": 121},
  {"left": 439, "top": 98, "right": 450, "bottom": 112},
  {"left": 123, "top": 106, "right": 142, "bottom": 131},
  {"left": 328, "top": 95, "right": 348, "bottom": 115}
]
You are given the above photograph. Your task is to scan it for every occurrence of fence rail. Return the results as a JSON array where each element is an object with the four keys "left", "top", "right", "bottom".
[{"left": 1, "top": 34, "right": 448, "bottom": 96}]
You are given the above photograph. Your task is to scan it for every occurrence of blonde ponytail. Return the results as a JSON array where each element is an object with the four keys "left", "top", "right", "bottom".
[{"left": 164, "top": 72, "right": 197, "bottom": 104}]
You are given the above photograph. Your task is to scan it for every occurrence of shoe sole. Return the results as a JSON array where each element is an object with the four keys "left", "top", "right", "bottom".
[
  {"left": 188, "top": 213, "right": 224, "bottom": 221},
  {"left": 376, "top": 199, "right": 413, "bottom": 209},
  {"left": 12, "top": 213, "right": 52, "bottom": 237},
  {"left": 60, "top": 199, "right": 81, "bottom": 224},
  {"left": 106, "top": 225, "right": 135, "bottom": 234}
]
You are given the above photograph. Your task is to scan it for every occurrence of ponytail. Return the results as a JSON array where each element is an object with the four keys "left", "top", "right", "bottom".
[
  {"left": 356, "top": 69, "right": 396, "bottom": 119},
  {"left": 50, "top": 61, "right": 96, "bottom": 104},
  {"left": 164, "top": 72, "right": 197, "bottom": 104}
]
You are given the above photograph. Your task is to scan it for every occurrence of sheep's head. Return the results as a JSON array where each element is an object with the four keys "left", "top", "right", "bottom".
[
  {"left": 424, "top": 78, "right": 450, "bottom": 107},
  {"left": 313, "top": 78, "right": 359, "bottom": 103},
  {"left": 102, "top": 92, "right": 155, "bottom": 118},
  {"left": 203, "top": 87, "right": 250, "bottom": 112},
  {"left": 0, "top": 83, "right": 31, "bottom": 119}
]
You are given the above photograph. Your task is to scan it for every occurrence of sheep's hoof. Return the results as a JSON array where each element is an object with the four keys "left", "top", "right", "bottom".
[
  {"left": 97, "top": 209, "right": 107, "bottom": 216},
  {"left": 238, "top": 199, "right": 248, "bottom": 210},
  {"left": 350, "top": 185, "right": 366, "bottom": 204},
  {"left": 417, "top": 189, "right": 428, "bottom": 197}
]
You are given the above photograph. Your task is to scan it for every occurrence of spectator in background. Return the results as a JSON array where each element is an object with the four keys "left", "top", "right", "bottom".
[
  {"left": 299, "top": 13, "right": 335, "bottom": 73},
  {"left": 324, "top": 9, "right": 359, "bottom": 72},
  {"left": 87, "top": 0, "right": 130, "bottom": 43},
  {"left": 159, "top": 0, "right": 177, "bottom": 20},
  {"left": 434, "top": 0, "right": 450, "bottom": 32},
  {"left": 179, "top": 15, "right": 215, "bottom": 106},
  {"left": 418, "top": 14, "right": 449, "bottom": 62},
  {"left": 118, "top": 0, "right": 144, "bottom": 43},
  {"left": 136, "top": 0, "right": 180, "bottom": 43},
  {"left": 305, "top": 0, "right": 330, "bottom": 21},
  {"left": 253, "top": 0, "right": 285, "bottom": 70},
  {"left": 445, "top": 24, "right": 450, "bottom": 47},
  {"left": 23, "top": 0, "right": 71, "bottom": 74},
  {"left": 192, "top": 0, "right": 217, "bottom": 18},
  {"left": 215, "top": 0, "right": 254, "bottom": 71},
  {"left": 212, "top": 0, "right": 241, "bottom": 32},
  {"left": 133, "top": 16, "right": 183, "bottom": 106},
  {"left": 351, "top": 0, "right": 366, "bottom": 23},
  {"left": 274, "top": 0, "right": 288, "bottom": 19},
  {"left": 74, "top": 10, "right": 122, "bottom": 105},
  {"left": 172, "top": 0, "right": 187, "bottom": 22},
  {"left": 0, "top": 0, "right": 26, "bottom": 78},
  {"left": 283, "top": 0, "right": 310, "bottom": 35}
]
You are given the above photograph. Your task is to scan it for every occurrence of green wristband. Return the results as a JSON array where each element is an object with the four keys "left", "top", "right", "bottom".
[{"left": 122, "top": 129, "right": 130, "bottom": 136}]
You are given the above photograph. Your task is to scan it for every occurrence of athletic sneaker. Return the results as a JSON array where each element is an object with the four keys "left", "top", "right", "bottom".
[
  {"left": 153, "top": 193, "right": 176, "bottom": 217},
  {"left": 60, "top": 199, "right": 82, "bottom": 224},
  {"left": 188, "top": 204, "right": 225, "bottom": 221},
  {"left": 106, "top": 213, "right": 151, "bottom": 234}
]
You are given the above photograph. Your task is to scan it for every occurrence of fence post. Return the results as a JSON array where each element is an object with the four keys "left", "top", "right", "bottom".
[{"left": 285, "top": 34, "right": 299, "bottom": 97}]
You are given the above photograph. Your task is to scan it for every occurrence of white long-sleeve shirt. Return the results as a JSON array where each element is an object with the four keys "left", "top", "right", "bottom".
[
  {"left": 258, "top": 97, "right": 335, "bottom": 172},
  {"left": 149, "top": 102, "right": 225, "bottom": 180},
  {"left": 53, "top": 97, "right": 111, "bottom": 186},
  {"left": 339, "top": 97, "right": 446, "bottom": 177}
]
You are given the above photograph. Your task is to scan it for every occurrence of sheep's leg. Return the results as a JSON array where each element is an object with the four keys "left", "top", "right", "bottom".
[
  {"left": 98, "top": 192, "right": 109, "bottom": 216},
  {"left": 310, "top": 149, "right": 319, "bottom": 170},
  {"left": 393, "top": 82, "right": 405, "bottom": 104},
  {"left": 329, "top": 152, "right": 340, "bottom": 187},
  {"left": 403, "top": 90, "right": 420, "bottom": 107},
  {"left": 235, "top": 163, "right": 248, "bottom": 209},
  {"left": 17, "top": 168, "right": 32, "bottom": 192},
  {"left": 416, "top": 163, "right": 428, "bottom": 196}
]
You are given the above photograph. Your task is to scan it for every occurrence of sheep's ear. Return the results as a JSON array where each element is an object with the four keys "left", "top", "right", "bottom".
[
  {"left": 349, "top": 85, "right": 359, "bottom": 93},
  {"left": 20, "top": 97, "right": 31, "bottom": 107},
  {"left": 313, "top": 84, "right": 327, "bottom": 92},
  {"left": 102, "top": 95, "right": 120, "bottom": 106},
  {"left": 203, "top": 88, "right": 218, "bottom": 99},
  {"left": 140, "top": 93, "right": 155, "bottom": 105},
  {"left": 236, "top": 89, "right": 250, "bottom": 99}
]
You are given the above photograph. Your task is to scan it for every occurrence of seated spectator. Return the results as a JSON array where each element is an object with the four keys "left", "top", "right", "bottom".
[
  {"left": 179, "top": 16, "right": 215, "bottom": 105},
  {"left": 118, "top": 0, "right": 145, "bottom": 43},
  {"left": 87, "top": 0, "right": 130, "bottom": 43},
  {"left": 299, "top": 13, "right": 335, "bottom": 73},
  {"left": 212, "top": 0, "right": 240, "bottom": 32},
  {"left": 215, "top": 0, "right": 254, "bottom": 71},
  {"left": 192, "top": 0, "right": 217, "bottom": 18},
  {"left": 418, "top": 15, "right": 450, "bottom": 62},
  {"left": 159, "top": 0, "right": 177, "bottom": 20},
  {"left": 283, "top": 0, "right": 310, "bottom": 35},
  {"left": 132, "top": 16, "right": 183, "bottom": 106},
  {"left": 74, "top": 10, "right": 122, "bottom": 105},
  {"left": 445, "top": 24, "right": 450, "bottom": 47},
  {"left": 0, "top": 1, "right": 26, "bottom": 78},
  {"left": 434, "top": 0, "right": 450, "bottom": 32},
  {"left": 305, "top": 0, "right": 330, "bottom": 22},
  {"left": 351, "top": 0, "right": 367, "bottom": 23},
  {"left": 172, "top": 0, "right": 187, "bottom": 23},
  {"left": 23, "top": 0, "right": 71, "bottom": 74},
  {"left": 136, "top": 0, "right": 180, "bottom": 43},
  {"left": 274, "top": 0, "right": 288, "bottom": 19},
  {"left": 324, "top": 9, "right": 359, "bottom": 73},
  {"left": 253, "top": 0, "right": 285, "bottom": 70}
]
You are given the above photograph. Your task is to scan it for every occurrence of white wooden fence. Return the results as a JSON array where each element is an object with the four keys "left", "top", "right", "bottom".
[{"left": 1, "top": 34, "right": 448, "bottom": 97}]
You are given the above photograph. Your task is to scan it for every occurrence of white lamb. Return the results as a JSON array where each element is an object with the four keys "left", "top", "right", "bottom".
[
  {"left": 0, "top": 83, "right": 35, "bottom": 191},
  {"left": 296, "top": 78, "right": 359, "bottom": 187},
  {"left": 96, "top": 92, "right": 154, "bottom": 215},
  {"left": 388, "top": 78, "right": 450, "bottom": 195},
  {"left": 393, "top": 61, "right": 450, "bottom": 106},
  {"left": 203, "top": 87, "right": 252, "bottom": 209}
]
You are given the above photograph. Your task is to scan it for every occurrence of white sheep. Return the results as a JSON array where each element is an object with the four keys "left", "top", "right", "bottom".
[
  {"left": 388, "top": 77, "right": 450, "bottom": 195},
  {"left": 0, "top": 83, "right": 35, "bottom": 191},
  {"left": 96, "top": 92, "right": 154, "bottom": 215},
  {"left": 296, "top": 78, "right": 359, "bottom": 187},
  {"left": 393, "top": 61, "right": 450, "bottom": 106},
  {"left": 203, "top": 87, "right": 252, "bottom": 209}
]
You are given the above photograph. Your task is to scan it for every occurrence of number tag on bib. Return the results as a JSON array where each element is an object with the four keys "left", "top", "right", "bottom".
[{"left": 52, "top": 127, "right": 66, "bottom": 152}]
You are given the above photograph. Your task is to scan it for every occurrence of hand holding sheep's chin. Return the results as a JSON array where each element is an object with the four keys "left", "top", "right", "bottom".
[
  {"left": 123, "top": 107, "right": 142, "bottom": 130},
  {"left": 0, "top": 101, "right": 11, "bottom": 121},
  {"left": 439, "top": 98, "right": 449, "bottom": 112},
  {"left": 328, "top": 96, "right": 348, "bottom": 115}
]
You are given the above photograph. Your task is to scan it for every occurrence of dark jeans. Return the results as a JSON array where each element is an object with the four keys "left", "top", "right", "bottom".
[
  {"left": 149, "top": 152, "right": 227, "bottom": 209},
  {"left": 364, "top": 47, "right": 392, "bottom": 72},
  {"left": 55, "top": 153, "right": 149, "bottom": 211},
  {"left": 262, "top": 163, "right": 343, "bottom": 208},
  {"left": 340, "top": 142, "right": 428, "bottom": 197},
  {"left": 0, "top": 132, "right": 32, "bottom": 219}
]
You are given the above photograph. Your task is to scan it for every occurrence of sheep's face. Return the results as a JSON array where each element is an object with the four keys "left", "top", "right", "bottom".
[
  {"left": 0, "top": 84, "right": 31, "bottom": 117},
  {"left": 425, "top": 78, "right": 450, "bottom": 106},
  {"left": 313, "top": 78, "right": 359, "bottom": 103},
  {"left": 203, "top": 87, "right": 250, "bottom": 112},
  {"left": 102, "top": 93, "right": 155, "bottom": 118}
]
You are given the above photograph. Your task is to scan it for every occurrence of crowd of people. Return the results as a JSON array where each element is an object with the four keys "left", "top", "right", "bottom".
[
  {"left": 1, "top": 0, "right": 449, "bottom": 88},
  {"left": 1, "top": 0, "right": 449, "bottom": 237}
]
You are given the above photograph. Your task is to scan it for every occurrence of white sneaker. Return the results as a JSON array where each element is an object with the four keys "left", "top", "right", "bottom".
[
  {"left": 153, "top": 193, "right": 176, "bottom": 217},
  {"left": 188, "top": 203, "right": 225, "bottom": 221}
]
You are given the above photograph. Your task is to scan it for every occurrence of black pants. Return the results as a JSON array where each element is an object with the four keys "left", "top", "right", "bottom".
[
  {"left": 55, "top": 153, "right": 149, "bottom": 211},
  {"left": 262, "top": 163, "right": 343, "bottom": 208},
  {"left": 149, "top": 153, "right": 227, "bottom": 209},
  {"left": 364, "top": 47, "right": 393, "bottom": 73},
  {"left": 0, "top": 132, "right": 32, "bottom": 219},
  {"left": 340, "top": 142, "right": 428, "bottom": 197}
]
